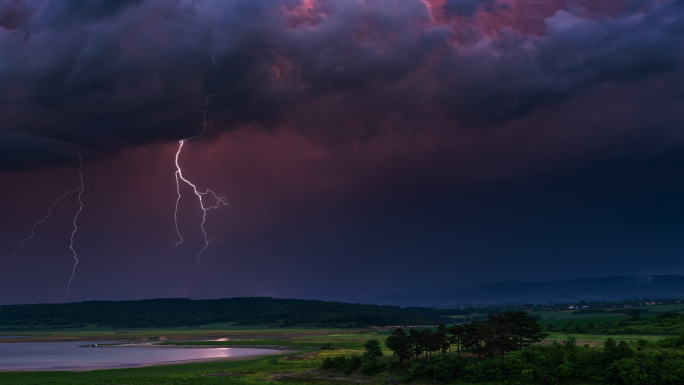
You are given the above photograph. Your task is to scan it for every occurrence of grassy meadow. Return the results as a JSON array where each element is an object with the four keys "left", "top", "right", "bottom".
[
  {"left": 0, "top": 323, "right": 353, "bottom": 342},
  {"left": 2, "top": 303, "right": 684, "bottom": 385},
  {"left": 2, "top": 325, "right": 683, "bottom": 385}
]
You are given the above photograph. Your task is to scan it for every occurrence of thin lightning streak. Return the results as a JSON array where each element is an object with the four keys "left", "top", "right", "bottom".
[
  {"left": 173, "top": 50, "right": 229, "bottom": 266},
  {"left": 4, "top": 154, "right": 85, "bottom": 299},
  {"left": 64, "top": 154, "right": 84, "bottom": 299},
  {"left": 5, "top": 188, "right": 80, "bottom": 261}
]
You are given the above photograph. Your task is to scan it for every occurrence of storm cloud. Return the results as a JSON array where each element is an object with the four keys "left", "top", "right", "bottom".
[
  {"left": 1, "top": 0, "right": 683, "bottom": 171},
  {"left": 3, "top": 1, "right": 684, "bottom": 304}
]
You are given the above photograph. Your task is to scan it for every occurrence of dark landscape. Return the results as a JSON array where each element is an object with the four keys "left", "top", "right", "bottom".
[{"left": 3, "top": 0, "right": 684, "bottom": 383}]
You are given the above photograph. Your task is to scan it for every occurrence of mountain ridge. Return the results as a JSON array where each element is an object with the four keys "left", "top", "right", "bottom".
[{"left": 368, "top": 275, "right": 684, "bottom": 307}]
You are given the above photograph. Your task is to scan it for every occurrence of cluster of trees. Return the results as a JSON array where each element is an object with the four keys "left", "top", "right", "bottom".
[
  {"left": 320, "top": 339, "right": 385, "bottom": 375},
  {"left": 0, "top": 298, "right": 452, "bottom": 329},
  {"left": 407, "top": 337, "right": 684, "bottom": 385},
  {"left": 385, "top": 311, "right": 548, "bottom": 364},
  {"left": 544, "top": 311, "right": 684, "bottom": 335}
]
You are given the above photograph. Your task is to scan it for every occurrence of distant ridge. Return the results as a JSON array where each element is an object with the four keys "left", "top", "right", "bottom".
[{"left": 369, "top": 275, "right": 684, "bottom": 307}]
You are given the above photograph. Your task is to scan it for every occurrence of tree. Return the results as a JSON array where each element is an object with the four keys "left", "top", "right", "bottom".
[
  {"left": 419, "top": 328, "right": 436, "bottom": 358},
  {"left": 435, "top": 323, "right": 450, "bottom": 355},
  {"left": 463, "top": 322, "right": 488, "bottom": 358},
  {"left": 487, "top": 313, "right": 518, "bottom": 356},
  {"left": 447, "top": 324, "right": 464, "bottom": 356},
  {"left": 501, "top": 311, "right": 549, "bottom": 351},
  {"left": 409, "top": 328, "right": 423, "bottom": 360},
  {"left": 363, "top": 339, "right": 383, "bottom": 358},
  {"left": 385, "top": 328, "right": 412, "bottom": 365}
]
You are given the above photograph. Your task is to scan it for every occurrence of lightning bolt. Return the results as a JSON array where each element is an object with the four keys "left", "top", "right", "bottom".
[
  {"left": 5, "top": 154, "right": 84, "bottom": 299},
  {"left": 173, "top": 50, "right": 229, "bottom": 266},
  {"left": 65, "top": 154, "right": 85, "bottom": 299},
  {"left": 5, "top": 188, "right": 80, "bottom": 261}
]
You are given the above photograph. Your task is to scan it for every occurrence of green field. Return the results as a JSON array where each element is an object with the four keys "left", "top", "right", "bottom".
[
  {"left": 157, "top": 330, "right": 392, "bottom": 350},
  {"left": 1, "top": 324, "right": 683, "bottom": 384},
  {"left": 631, "top": 304, "right": 684, "bottom": 312},
  {"left": 532, "top": 310, "right": 626, "bottom": 321},
  {"left": 0, "top": 324, "right": 350, "bottom": 342},
  {"left": 545, "top": 332, "right": 668, "bottom": 345}
]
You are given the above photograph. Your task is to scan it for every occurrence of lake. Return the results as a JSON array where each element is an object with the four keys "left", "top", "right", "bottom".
[{"left": 0, "top": 341, "right": 278, "bottom": 371}]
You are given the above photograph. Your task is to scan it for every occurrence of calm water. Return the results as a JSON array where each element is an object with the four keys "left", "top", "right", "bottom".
[{"left": 0, "top": 341, "right": 277, "bottom": 370}]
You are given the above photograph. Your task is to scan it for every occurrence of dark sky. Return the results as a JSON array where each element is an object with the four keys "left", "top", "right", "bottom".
[{"left": 2, "top": 0, "right": 684, "bottom": 305}]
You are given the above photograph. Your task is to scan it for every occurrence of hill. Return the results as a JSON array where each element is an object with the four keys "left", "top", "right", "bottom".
[
  {"left": 0, "top": 297, "right": 451, "bottom": 329},
  {"left": 369, "top": 275, "right": 684, "bottom": 307}
]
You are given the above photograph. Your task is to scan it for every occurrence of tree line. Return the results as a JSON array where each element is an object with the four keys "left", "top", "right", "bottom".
[
  {"left": 385, "top": 311, "right": 548, "bottom": 364},
  {"left": 0, "top": 297, "right": 452, "bottom": 329},
  {"left": 405, "top": 336, "right": 684, "bottom": 384}
]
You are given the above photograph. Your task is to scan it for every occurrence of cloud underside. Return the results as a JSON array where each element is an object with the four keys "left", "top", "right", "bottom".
[{"left": 1, "top": 0, "right": 683, "bottom": 173}]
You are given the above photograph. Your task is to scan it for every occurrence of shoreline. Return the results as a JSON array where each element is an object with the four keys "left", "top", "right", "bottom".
[
  {"left": 0, "top": 347, "right": 302, "bottom": 372},
  {"left": 0, "top": 329, "right": 360, "bottom": 344}
]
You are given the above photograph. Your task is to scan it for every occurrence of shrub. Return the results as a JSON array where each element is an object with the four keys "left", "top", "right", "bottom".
[
  {"left": 408, "top": 355, "right": 465, "bottom": 381},
  {"left": 320, "top": 355, "right": 363, "bottom": 374},
  {"left": 360, "top": 356, "right": 384, "bottom": 376}
]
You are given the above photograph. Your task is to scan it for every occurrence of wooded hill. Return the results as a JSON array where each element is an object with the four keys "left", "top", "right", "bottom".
[{"left": 0, "top": 297, "right": 453, "bottom": 329}]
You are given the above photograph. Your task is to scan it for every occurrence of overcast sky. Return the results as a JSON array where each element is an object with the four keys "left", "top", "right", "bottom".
[{"left": 2, "top": 0, "right": 684, "bottom": 305}]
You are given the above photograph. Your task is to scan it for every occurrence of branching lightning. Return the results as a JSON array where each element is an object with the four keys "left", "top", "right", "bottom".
[
  {"left": 173, "top": 50, "right": 229, "bottom": 266},
  {"left": 5, "top": 154, "right": 85, "bottom": 299},
  {"left": 5, "top": 188, "right": 80, "bottom": 260}
]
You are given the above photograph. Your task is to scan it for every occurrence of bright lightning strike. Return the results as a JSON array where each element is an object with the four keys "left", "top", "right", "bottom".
[{"left": 173, "top": 50, "right": 229, "bottom": 266}]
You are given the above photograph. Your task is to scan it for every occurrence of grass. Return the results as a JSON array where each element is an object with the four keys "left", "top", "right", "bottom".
[
  {"left": 158, "top": 331, "right": 385, "bottom": 350},
  {"left": 630, "top": 304, "right": 684, "bottom": 312},
  {"left": 544, "top": 332, "right": 668, "bottom": 345},
  {"left": 532, "top": 310, "right": 626, "bottom": 321},
  {"left": 1, "top": 326, "right": 681, "bottom": 384},
  {"left": 540, "top": 316, "right": 627, "bottom": 326},
  {"left": 0, "top": 324, "right": 350, "bottom": 342}
]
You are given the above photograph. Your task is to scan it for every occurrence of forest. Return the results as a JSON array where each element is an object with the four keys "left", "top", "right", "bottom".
[
  {"left": 322, "top": 311, "right": 684, "bottom": 384},
  {"left": 0, "top": 297, "right": 452, "bottom": 329}
]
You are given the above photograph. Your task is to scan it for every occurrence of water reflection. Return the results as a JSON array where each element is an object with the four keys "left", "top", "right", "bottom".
[{"left": 0, "top": 341, "right": 277, "bottom": 371}]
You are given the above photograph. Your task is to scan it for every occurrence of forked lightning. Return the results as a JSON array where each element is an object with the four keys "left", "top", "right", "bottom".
[
  {"left": 6, "top": 154, "right": 84, "bottom": 299},
  {"left": 173, "top": 51, "right": 229, "bottom": 266}
]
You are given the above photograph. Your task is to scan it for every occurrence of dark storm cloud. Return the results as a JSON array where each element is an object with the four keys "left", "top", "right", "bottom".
[
  {"left": 443, "top": 0, "right": 493, "bottom": 17},
  {"left": 2, "top": 0, "right": 684, "bottom": 170},
  {"left": 439, "top": 2, "right": 684, "bottom": 126},
  {"left": 0, "top": 130, "right": 80, "bottom": 171},
  {"left": 0, "top": 0, "right": 31, "bottom": 30},
  {"left": 40, "top": 0, "right": 145, "bottom": 26}
]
